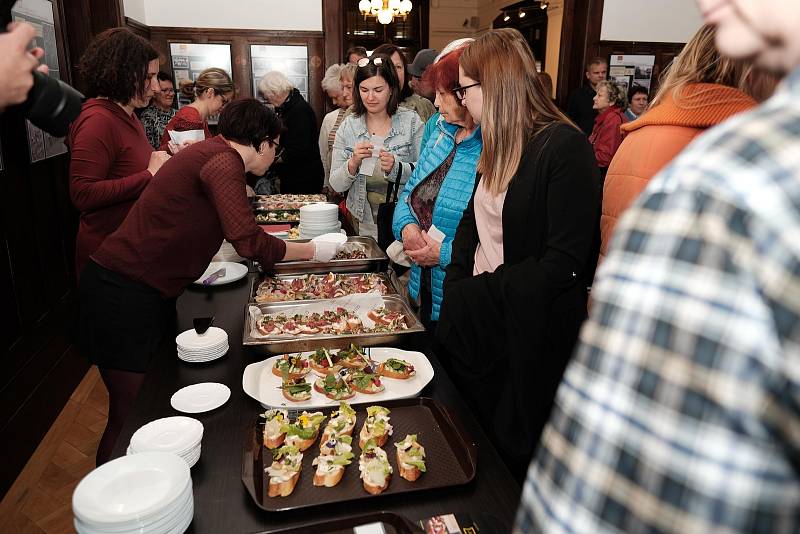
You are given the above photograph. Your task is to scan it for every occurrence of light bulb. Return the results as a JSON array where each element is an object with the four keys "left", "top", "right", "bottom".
[
  {"left": 519, "top": 10, "right": 526, "bottom": 17},
  {"left": 540, "top": 2, "right": 548, "bottom": 9},
  {"left": 503, "top": 13, "right": 510, "bottom": 21},
  {"left": 359, "top": 0, "right": 370, "bottom": 13},
  {"left": 389, "top": 0, "right": 400, "bottom": 11},
  {"left": 371, "top": 0, "right": 383, "bottom": 11},
  {"left": 400, "top": 0, "right": 412, "bottom": 13},
  {"left": 377, "top": 9, "right": 394, "bottom": 24}
]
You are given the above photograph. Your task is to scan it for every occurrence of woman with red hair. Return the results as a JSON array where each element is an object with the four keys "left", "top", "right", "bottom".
[{"left": 392, "top": 38, "right": 482, "bottom": 328}]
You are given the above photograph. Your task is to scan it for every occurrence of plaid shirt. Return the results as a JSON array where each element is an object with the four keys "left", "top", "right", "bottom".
[{"left": 516, "top": 66, "right": 800, "bottom": 534}]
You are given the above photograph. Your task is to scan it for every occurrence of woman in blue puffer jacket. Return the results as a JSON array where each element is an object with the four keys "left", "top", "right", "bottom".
[{"left": 392, "top": 39, "right": 481, "bottom": 328}]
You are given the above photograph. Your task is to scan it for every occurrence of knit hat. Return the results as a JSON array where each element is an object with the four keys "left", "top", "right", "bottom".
[{"left": 407, "top": 49, "right": 438, "bottom": 77}]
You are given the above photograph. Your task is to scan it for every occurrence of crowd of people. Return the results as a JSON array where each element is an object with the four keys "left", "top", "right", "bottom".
[{"left": 4, "top": 0, "right": 800, "bottom": 530}]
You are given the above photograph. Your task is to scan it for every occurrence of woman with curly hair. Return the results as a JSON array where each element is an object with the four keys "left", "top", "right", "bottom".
[
  {"left": 68, "top": 27, "right": 169, "bottom": 279},
  {"left": 159, "top": 67, "right": 235, "bottom": 153},
  {"left": 588, "top": 80, "right": 628, "bottom": 180}
]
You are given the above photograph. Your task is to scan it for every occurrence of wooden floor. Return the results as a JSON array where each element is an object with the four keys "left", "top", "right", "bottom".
[{"left": 0, "top": 367, "right": 108, "bottom": 533}]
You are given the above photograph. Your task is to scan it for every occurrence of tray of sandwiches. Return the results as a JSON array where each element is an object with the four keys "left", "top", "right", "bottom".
[
  {"left": 242, "top": 346, "right": 434, "bottom": 409},
  {"left": 251, "top": 271, "right": 399, "bottom": 303},
  {"left": 241, "top": 397, "right": 477, "bottom": 512},
  {"left": 255, "top": 209, "right": 301, "bottom": 224},
  {"left": 243, "top": 294, "right": 424, "bottom": 354},
  {"left": 271, "top": 236, "right": 388, "bottom": 275},
  {"left": 252, "top": 194, "right": 328, "bottom": 210},
  {"left": 265, "top": 512, "right": 423, "bottom": 534}
]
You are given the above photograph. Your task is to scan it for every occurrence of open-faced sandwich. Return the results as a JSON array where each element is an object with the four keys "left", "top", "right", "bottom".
[
  {"left": 310, "top": 347, "right": 341, "bottom": 376},
  {"left": 320, "top": 402, "right": 357, "bottom": 443},
  {"left": 319, "top": 432, "right": 353, "bottom": 456},
  {"left": 261, "top": 408, "right": 289, "bottom": 449},
  {"left": 367, "top": 307, "right": 409, "bottom": 331},
  {"left": 312, "top": 435, "right": 354, "bottom": 487},
  {"left": 359, "top": 405, "right": 392, "bottom": 448},
  {"left": 395, "top": 434, "right": 426, "bottom": 481},
  {"left": 377, "top": 358, "right": 416, "bottom": 379},
  {"left": 272, "top": 354, "right": 311, "bottom": 380},
  {"left": 314, "top": 371, "right": 355, "bottom": 401},
  {"left": 358, "top": 439, "right": 392, "bottom": 494},
  {"left": 279, "top": 376, "right": 312, "bottom": 403},
  {"left": 336, "top": 343, "right": 369, "bottom": 369},
  {"left": 265, "top": 445, "right": 303, "bottom": 497},
  {"left": 350, "top": 370, "right": 385, "bottom": 394},
  {"left": 282, "top": 411, "right": 326, "bottom": 451}
]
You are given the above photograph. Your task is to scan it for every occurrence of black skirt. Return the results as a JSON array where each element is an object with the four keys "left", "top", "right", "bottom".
[{"left": 79, "top": 260, "right": 175, "bottom": 373}]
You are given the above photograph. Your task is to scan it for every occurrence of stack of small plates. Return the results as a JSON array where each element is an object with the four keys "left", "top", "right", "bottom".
[
  {"left": 176, "top": 327, "right": 228, "bottom": 363},
  {"left": 73, "top": 451, "right": 194, "bottom": 534},
  {"left": 299, "top": 203, "right": 340, "bottom": 238},
  {"left": 127, "top": 416, "right": 203, "bottom": 468}
]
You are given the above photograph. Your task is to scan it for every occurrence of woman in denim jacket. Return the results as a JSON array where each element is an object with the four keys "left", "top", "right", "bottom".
[{"left": 330, "top": 54, "right": 424, "bottom": 238}]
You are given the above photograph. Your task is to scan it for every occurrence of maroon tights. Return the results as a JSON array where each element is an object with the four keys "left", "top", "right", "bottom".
[{"left": 96, "top": 368, "right": 146, "bottom": 466}]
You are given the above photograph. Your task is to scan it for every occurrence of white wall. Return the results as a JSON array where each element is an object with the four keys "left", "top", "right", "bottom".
[
  {"left": 123, "top": 0, "right": 322, "bottom": 31},
  {"left": 429, "top": 0, "right": 479, "bottom": 52},
  {"left": 601, "top": 0, "right": 703, "bottom": 43}
]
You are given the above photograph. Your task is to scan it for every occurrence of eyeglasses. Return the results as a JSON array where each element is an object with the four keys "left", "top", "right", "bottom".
[
  {"left": 262, "top": 139, "right": 284, "bottom": 159},
  {"left": 452, "top": 82, "right": 480, "bottom": 100},
  {"left": 220, "top": 94, "right": 232, "bottom": 105},
  {"left": 357, "top": 56, "right": 383, "bottom": 68}
]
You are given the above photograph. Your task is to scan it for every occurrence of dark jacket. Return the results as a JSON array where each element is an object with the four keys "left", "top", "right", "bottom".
[
  {"left": 436, "top": 122, "right": 601, "bottom": 476},
  {"left": 567, "top": 84, "right": 597, "bottom": 136},
  {"left": 272, "top": 88, "right": 324, "bottom": 193}
]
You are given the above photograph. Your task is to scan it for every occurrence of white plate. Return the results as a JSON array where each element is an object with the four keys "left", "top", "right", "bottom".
[
  {"left": 241, "top": 347, "right": 434, "bottom": 409},
  {"left": 193, "top": 261, "right": 248, "bottom": 286},
  {"left": 311, "top": 232, "right": 347, "bottom": 245},
  {"left": 170, "top": 383, "right": 231, "bottom": 414},
  {"left": 72, "top": 452, "right": 190, "bottom": 525},
  {"left": 130, "top": 417, "right": 203, "bottom": 454}
]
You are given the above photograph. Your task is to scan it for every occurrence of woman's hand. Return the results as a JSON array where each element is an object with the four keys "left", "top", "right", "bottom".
[
  {"left": 147, "top": 151, "right": 170, "bottom": 176},
  {"left": 167, "top": 139, "right": 198, "bottom": 155},
  {"left": 379, "top": 149, "right": 395, "bottom": 173},
  {"left": 406, "top": 231, "right": 441, "bottom": 268},
  {"left": 401, "top": 223, "right": 426, "bottom": 251},
  {"left": 347, "top": 141, "right": 374, "bottom": 175}
]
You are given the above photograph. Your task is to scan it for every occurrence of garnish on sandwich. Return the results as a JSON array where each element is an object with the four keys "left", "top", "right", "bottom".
[
  {"left": 279, "top": 377, "right": 312, "bottom": 402},
  {"left": 321, "top": 402, "right": 357, "bottom": 443},
  {"left": 260, "top": 408, "right": 288, "bottom": 449},
  {"left": 358, "top": 405, "right": 392, "bottom": 448},
  {"left": 272, "top": 354, "right": 311, "bottom": 380},
  {"left": 395, "top": 434, "right": 426, "bottom": 481},
  {"left": 265, "top": 445, "right": 303, "bottom": 497},
  {"left": 377, "top": 357, "right": 415, "bottom": 379},
  {"left": 282, "top": 411, "right": 326, "bottom": 451},
  {"left": 314, "top": 370, "right": 355, "bottom": 401},
  {"left": 358, "top": 438, "right": 392, "bottom": 494},
  {"left": 312, "top": 435, "right": 354, "bottom": 487}
]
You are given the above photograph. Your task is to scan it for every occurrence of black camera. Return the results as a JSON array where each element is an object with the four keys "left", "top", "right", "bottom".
[{"left": 1, "top": 0, "right": 83, "bottom": 137}]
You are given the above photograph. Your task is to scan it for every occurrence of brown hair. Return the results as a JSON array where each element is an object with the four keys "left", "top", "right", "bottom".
[
  {"left": 460, "top": 28, "right": 578, "bottom": 194},
  {"left": 586, "top": 56, "right": 607, "bottom": 71},
  {"left": 179, "top": 67, "right": 235, "bottom": 101},
  {"left": 651, "top": 24, "right": 761, "bottom": 107},
  {"left": 372, "top": 43, "right": 413, "bottom": 100},
  {"left": 596, "top": 80, "right": 627, "bottom": 109},
  {"left": 78, "top": 28, "right": 158, "bottom": 103},
  {"left": 352, "top": 54, "right": 401, "bottom": 117}
]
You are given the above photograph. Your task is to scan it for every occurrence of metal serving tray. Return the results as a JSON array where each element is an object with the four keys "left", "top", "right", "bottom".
[
  {"left": 272, "top": 236, "right": 389, "bottom": 275},
  {"left": 250, "top": 271, "right": 400, "bottom": 303},
  {"left": 242, "top": 295, "right": 424, "bottom": 354},
  {"left": 241, "top": 397, "right": 477, "bottom": 513}
]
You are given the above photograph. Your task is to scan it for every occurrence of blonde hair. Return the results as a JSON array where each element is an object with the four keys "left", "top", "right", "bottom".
[
  {"left": 651, "top": 24, "right": 756, "bottom": 108},
  {"left": 459, "top": 28, "right": 578, "bottom": 195},
  {"left": 179, "top": 67, "right": 234, "bottom": 101},
  {"left": 596, "top": 80, "right": 627, "bottom": 109}
]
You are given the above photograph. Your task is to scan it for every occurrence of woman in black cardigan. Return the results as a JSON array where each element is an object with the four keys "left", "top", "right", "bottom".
[
  {"left": 258, "top": 71, "right": 324, "bottom": 193},
  {"left": 437, "top": 29, "right": 601, "bottom": 481}
]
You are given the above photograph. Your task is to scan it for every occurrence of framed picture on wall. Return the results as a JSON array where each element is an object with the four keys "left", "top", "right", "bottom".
[
  {"left": 250, "top": 45, "right": 309, "bottom": 103},
  {"left": 12, "top": 0, "right": 67, "bottom": 163},
  {"left": 169, "top": 42, "right": 233, "bottom": 123}
]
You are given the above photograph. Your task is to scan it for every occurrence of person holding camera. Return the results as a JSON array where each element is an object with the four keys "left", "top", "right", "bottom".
[
  {"left": 67, "top": 28, "right": 169, "bottom": 277},
  {"left": 0, "top": 22, "right": 47, "bottom": 110}
]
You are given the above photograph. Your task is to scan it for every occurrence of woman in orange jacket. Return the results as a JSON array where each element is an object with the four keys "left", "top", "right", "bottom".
[{"left": 599, "top": 24, "right": 778, "bottom": 263}]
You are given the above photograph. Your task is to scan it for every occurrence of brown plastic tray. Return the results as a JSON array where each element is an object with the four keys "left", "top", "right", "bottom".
[
  {"left": 259, "top": 511, "right": 423, "bottom": 534},
  {"left": 241, "top": 397, "right": 477, "bottom": 512},
  {"left": 250, "top": 271, "right": 400, "bottom": 303}
]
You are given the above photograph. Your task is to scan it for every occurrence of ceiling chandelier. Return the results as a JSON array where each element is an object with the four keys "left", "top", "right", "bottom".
[{"left": 358, "top": 0, "right": 413, "bottom": 25}]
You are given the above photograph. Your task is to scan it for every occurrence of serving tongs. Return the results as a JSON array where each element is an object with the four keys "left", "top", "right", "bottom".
[{"left": 193, "top": 316, "right": 215, "bottom": 335}]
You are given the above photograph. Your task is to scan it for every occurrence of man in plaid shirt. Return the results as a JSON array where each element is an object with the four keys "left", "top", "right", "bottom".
[{"left": 516, "top": 1, "right": 800, "bottom": 532}]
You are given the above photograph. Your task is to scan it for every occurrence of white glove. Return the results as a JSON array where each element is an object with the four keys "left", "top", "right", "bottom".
[{"left": 312, "top": 240, "right": 341, "bottom": 262}]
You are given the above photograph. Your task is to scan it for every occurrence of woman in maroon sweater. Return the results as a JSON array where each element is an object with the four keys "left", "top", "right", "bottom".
[
  {"left": 588, "top": 80, "right": 628, "bottom": 182},
  {"left": 82, "top": 99, "right": 339, "bottom": 465},
  {"left": 68, "top": 28, "right": 170, "bottom": 277}
]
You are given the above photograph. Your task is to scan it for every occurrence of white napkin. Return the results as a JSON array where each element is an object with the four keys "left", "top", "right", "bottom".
[{"left": 168, "top": 129, "right": 205, "bottom": 144}]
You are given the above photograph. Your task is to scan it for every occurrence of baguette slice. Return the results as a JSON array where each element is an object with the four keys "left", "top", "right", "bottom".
[
  {"left": 377, "top": 358, "right": 415, "bottom": 379},
  {"left": 395, "top": 434, "right": 426, "bottom": 482},
  {"left": 313, "top": 466, "right": 344, "bottom": 487},
  {"left": 363, "top": 477, "right": 389, "bottom": 495},
  {"left": 267, "top": 471, "right": 300, "bottom": 497},
  {"left": 285, "top": 432, "right": 318, "bottom": 452},
  {"left": 358, "top": 440, "right": 392, "bottom": 495}
]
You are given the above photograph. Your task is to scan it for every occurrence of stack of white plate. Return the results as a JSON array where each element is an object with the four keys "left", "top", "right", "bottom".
[
  {"left": 299, "top": 203, "right": 340, "bottom": 238},
  {"left": 176, "top": 327, "right": 228, "bottom": 363},
  {"left": 73, "top": 451, "right": 194, "bottom": 534},
  {"left": 127, "top": 416, "right": 203, "bottom": 468}
]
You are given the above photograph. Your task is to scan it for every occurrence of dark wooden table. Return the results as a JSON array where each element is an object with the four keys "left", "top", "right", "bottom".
[{"left": 112, "top": 273, "right": 521, "bottom": 532}]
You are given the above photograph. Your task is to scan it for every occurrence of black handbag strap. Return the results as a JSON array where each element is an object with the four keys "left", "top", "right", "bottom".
[{"left": 385, "top": 162, "right": 410, "bottom": 203}]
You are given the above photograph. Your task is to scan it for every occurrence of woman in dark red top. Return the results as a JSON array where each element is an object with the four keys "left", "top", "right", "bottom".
[
  {"left": 588, "top": 80, "right": 628, "bottom": 182},
  {"left": 159, "top": 67, "right": 235, "bottom": 154},
  {"left": 81, "top": 99, "right": 339, "bottom": 465},
  {"left": 68, "top": 28, "right": 170, "bottom": 277}
]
